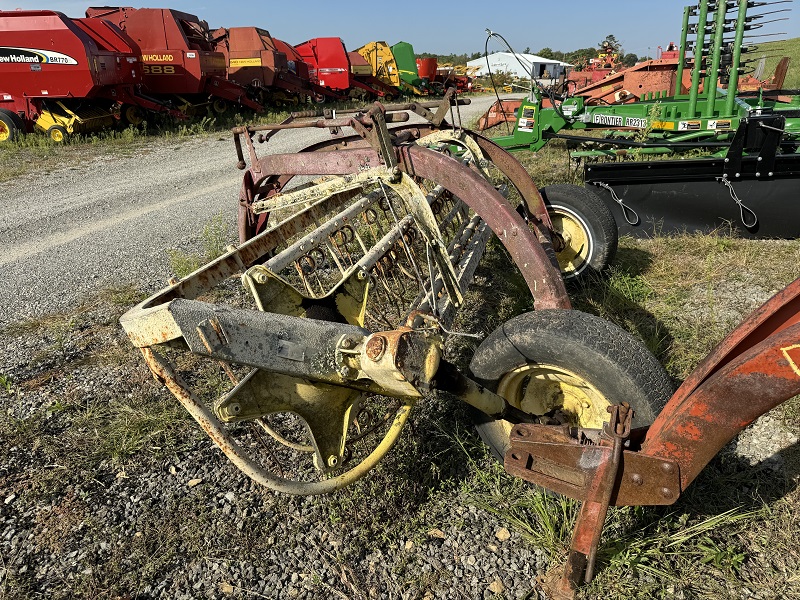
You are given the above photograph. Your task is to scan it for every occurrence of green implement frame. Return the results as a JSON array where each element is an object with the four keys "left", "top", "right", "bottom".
[{"left": 493, "top": 0, "right": 800, "bottom": 159}]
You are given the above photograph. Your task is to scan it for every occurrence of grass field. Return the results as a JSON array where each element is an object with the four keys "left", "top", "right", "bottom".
[{"left": 759, "top": 37, "right": 800, "bottom": 89}]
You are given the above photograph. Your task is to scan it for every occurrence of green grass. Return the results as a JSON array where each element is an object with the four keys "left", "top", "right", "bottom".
[
  {"left": 166, "top": 212, "right": 233, "bottom": 278},
  {"left": 758, "top": 36, "right": 800, "bottom": 89}
]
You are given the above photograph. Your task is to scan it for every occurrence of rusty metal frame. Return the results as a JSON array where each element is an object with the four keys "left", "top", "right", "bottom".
[
  {"left": 506, "top": 276, "right": 800, "bottom": 595},
  {"left": 233, "top": 109, "right": 568, "bottom": 309}
]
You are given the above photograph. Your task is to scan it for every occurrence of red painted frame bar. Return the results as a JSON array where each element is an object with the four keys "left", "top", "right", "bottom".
[{"left": 642, "top": 277, "right": 800, "bottom": 490}]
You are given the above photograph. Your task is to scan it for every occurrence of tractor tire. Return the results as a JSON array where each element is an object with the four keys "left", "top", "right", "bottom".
[
  {"left": 469, "top": 309, "right": 673, "bottom": 461},
  {"left": 0, "top": 109, "right": 22, "bottom": 142},
  {"left": 212, "top": 99, "right": 229, "bottom": 114},
  {"left": 8, "top": 110, "right": 25, "bottom": 132},
  {"left": 47, "top": 125, "right": 68, "bottom": 143},
  {"left": 541, "top": 184, "right": 618, "bottom": 281}
]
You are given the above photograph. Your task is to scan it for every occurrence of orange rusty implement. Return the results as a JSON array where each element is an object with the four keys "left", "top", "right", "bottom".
[{"left": 507, "top": 275, "right": 800, "bottom": 597}]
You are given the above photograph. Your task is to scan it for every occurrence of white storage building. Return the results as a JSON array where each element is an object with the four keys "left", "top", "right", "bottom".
[{"left": 466, "top": 52, "right": 571, "bottom": 80}]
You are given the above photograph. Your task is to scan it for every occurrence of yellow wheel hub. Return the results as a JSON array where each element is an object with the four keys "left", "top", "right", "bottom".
[
  {"left": 497, "top": 362, "right": 611, "bottom": 429},
  {"left": 125, "top": 106, "right": 143, "bottom": 125},
  {"left": 50, "top": 128, "right": 64, "bottom": 142},
  {"left": 549, "top": 207, "right": 591, "bottom": 275},
  {"left": 0, "top": 122, "right": 9, "bottom": 142}
]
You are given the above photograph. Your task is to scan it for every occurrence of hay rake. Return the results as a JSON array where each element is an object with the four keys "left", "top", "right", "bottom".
[
  {"left": 121, "top": 91, "right": 578, "bottom": 496},
  {"left": 121, "top": 91, "right": 800, "bottom": 596},
  {"left": 121, "top": 94, "right": 800, "bottom": 598}
]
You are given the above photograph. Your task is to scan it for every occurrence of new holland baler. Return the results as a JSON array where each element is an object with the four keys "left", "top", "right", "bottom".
[
  {"left": 85, "top": 6, "right": 262, "bottom": 115},
  {"left": 0, "top": 9, "right": 175, "bottom": 141},
  {"left": 210, "top": 27, "right": 340, "bottom": 105}
]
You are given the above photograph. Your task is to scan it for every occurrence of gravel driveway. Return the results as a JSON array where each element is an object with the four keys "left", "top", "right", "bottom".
[
  {"left": 0, "top": 95, "right": 511, "bottom": 327},
  {"left": 1, "top": 95, "right": 556, "bottom": 600}
]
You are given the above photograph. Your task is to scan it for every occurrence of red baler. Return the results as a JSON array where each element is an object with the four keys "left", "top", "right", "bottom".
[
  {"left": 86, "top": 6, "right": 262, "bottom": 114},
  {"left": 0, "top": 9, "right": 174, "bottom": 141}
]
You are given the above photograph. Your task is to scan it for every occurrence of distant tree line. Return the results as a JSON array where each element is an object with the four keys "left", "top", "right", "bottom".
[
  {"left": 416, "top": 51, "right": 485, "bottom": 65},
  {"left": 420, "top": 35, "right": 650, "bottom": 68}
]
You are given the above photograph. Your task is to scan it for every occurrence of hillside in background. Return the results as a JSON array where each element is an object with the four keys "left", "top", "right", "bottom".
[{"left": 757, "top": 36, "right": 799, "bottom": 88}]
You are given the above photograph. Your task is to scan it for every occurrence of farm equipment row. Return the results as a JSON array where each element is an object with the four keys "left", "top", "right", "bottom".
[
  {"left": 0, "top": 6, "right": 470, "bottom": 142},
  {"left": 482, "top": 0, "right": 800, "bottom": 240},
  {"left": 122, "top": 88, "right": 800, "bottom": 599}
]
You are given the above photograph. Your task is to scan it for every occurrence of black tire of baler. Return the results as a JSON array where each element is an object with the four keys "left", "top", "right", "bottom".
[
  {"left": 469, "top": 309, "right": 674, "bottom": 461},
  {"left": 0, "top": 109, "right": 21, "bottom": 142},
  {"left": 8, "top": 110, "right": 25, "bottom": 133},
  {"left": 541, "top": 183, "right": 618, "bottom": 280}
]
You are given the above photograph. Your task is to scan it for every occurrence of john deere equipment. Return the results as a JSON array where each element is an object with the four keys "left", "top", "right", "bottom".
[{"left": 494, "top": 0, "right": 800, "bottom": 239}]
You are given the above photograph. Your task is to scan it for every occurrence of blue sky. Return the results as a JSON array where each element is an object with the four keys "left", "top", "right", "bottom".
[{"left": 3, "top": 0, "right": 798, "bottom": 57}]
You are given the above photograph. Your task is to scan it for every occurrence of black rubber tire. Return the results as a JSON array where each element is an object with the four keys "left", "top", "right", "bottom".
[
  {"left": 469, "top": 309, "right": 673, "bottom": 460},
  {"left": 47, "top": 125, "right": 68, "bottom": 143},
  {"left": 540, "top": 183, "right": 618, "bottom": 281},
  {"left": 0, "top": 109, "right": 21, "bottom": 142},
  {"left": 7, "top": 110, "right": 25, "bottom": 132},
  {"left": 212, "top": 99, "right": 229, "bottom": 114}
]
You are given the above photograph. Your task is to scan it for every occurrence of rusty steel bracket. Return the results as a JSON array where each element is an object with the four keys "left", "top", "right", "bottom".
[
  {"left": 506, "top": 404, "right": 680, "bottom": 598},
  {"left": 505, "top": 423, "right": 681, "bottom": 507},
  {"left": 369, "top": 105, "right": 398, "bottom": 170}
]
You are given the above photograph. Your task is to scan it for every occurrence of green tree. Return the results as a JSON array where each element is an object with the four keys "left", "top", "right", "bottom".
[
  {"left": 537, "top": 47, "right": 555, "bottom": 59},
  {"left": 621, "top": 53, "right": 639, "bottom": 67},
  {"left": 598, "top": 34, "right": 621, "bottom": 51},
  {"left": 565, "top": 47, "right": 598, "bottom": 68}
]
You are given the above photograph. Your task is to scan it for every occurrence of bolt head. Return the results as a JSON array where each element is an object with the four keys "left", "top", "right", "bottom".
[
  {"left": 631, "top": 473, "right": 644, "bottom": 486},
  {"left": 365, "top": 335, "right": 386, "bottom": 361},
  {"left": 327, "top": 455, "right": 339, "bottom": 468}
]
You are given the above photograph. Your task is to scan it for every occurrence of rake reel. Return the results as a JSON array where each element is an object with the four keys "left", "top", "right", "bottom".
[
  {"left": 119, "top": 89, "right": 800, "bottom": 598},
  {"left": 121, "top": 92, "right": 582, "bottom": 493}
]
